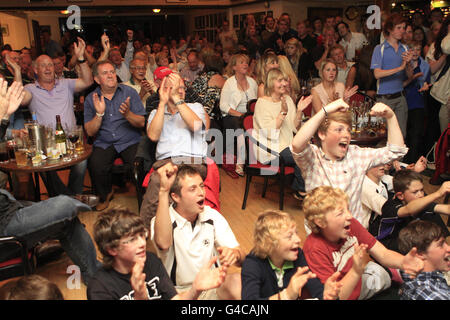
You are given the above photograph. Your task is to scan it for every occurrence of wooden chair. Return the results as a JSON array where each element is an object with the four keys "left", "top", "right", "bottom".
[{"left": 241, "top": 114, "right": 295, "bottom": 210}]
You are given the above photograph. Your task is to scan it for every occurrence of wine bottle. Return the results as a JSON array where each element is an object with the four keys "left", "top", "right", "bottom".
[{"left": 55, "top": 115, "right": 67, "bottom": 156}]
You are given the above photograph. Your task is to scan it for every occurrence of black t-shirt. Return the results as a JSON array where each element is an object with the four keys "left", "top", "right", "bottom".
[
  {"left": 87, "top": 252, "right": 177, "bottom": 300},
  {"left": 369, "top": 198, "right": 437, "bottom": 252},
  {"left": 298, "top": 34, "right": 317, "bottom": 53}
]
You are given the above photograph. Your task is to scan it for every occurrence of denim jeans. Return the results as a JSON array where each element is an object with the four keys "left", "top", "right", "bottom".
[
  {"left": 1, "top": 190, "right": 101, "bottom": 284},
  {"left": 279, "top": 147, "right": 305, "bottom": 192},
  {"left": 42, "top": 159, "right": 87, "bottom": 196}
]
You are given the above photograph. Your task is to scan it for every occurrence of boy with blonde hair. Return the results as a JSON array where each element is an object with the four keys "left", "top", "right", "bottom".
[
  {"left": 291, "top": 98, "right": 408, "bottom": 234},
  {"left": 241, "top": 210, "right": 341, "bottom": 300},
  {"left": 302, "top": 186, "right": 425, "bottom": 300}
]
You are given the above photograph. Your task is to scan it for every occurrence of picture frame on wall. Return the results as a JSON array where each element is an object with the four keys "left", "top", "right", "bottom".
[{"left": 0, "top": 24, "right": 9, "bottom": 36}]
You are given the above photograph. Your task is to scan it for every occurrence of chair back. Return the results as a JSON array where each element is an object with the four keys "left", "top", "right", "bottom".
[
  {"left": 0, "top": 236, "right": 35, "bottom": 281},
  {"left": 242, "top": 113, "right": 254, "bottom": 130},
  {"left": 246, "top": 99, "right": 257, "bottom": 114},
  {"left": 349, "top": 92, "right": 365, "bottom": 106},
  {"left": 302, "top": 103, "right": 313, "bottom": 117}
]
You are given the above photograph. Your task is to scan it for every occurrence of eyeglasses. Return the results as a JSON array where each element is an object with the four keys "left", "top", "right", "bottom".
[
  {"left": 120, "top": 230, "right": 149, "bottom": 246},
  {"left": 131, "top": 66, "right": 146, "bottom": 70}
]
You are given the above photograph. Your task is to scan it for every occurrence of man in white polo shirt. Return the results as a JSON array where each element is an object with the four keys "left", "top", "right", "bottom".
[
  {"left": 140, "top": 72, "right": 208, "bottom": 225},
  {"left": 151, "top": 162, "right": 244, "bottom": 300}
]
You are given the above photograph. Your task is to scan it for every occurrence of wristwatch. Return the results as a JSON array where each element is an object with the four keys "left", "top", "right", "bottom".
[
  {"left": 1, "top": 118, "right": 10, "bottom": 126},
  {"left": 174, "top": 100, "right": 185, "bottom": 106},
  {"left": 78, "top": 57, "right": 86, "bottom": 63},
  {"left": 280, "top": 111, "right": 287, "bottom": 116},
  {"left": 96, "top": 112, "right": 105, "bottom": 117}
]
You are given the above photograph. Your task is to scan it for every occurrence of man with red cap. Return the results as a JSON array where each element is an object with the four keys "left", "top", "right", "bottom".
[
  {"left": 140, "top": 71, "right": 209, "bottom": 226},
  {"left": 144, "top": 66, "right": 200, "bottom": 115}
]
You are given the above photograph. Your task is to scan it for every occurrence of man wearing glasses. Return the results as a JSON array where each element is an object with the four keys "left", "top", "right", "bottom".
[{"left": 123, "top": 58, "right": 156, "bottom": 106}]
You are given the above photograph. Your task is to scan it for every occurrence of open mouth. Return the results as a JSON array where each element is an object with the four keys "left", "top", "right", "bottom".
[
  {"left": 197, "top": 199, "right": 205, "bottom": 207},
  {"left": 338, "top": 141, "right": 349, "bottom": 150},
  {"left": 343, "top": 225, "right": 351, "bottom": 232}
]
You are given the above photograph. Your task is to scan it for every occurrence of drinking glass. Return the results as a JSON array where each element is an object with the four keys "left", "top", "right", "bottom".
[
  {"left": 67, "top": 126, "right": 80, "bottom": 159},
  {"left": 74, "top": 125, "right": 84, "bottom": 155},
  {"left": 14, "top": 136, "right": 29, "bottom": 167}
]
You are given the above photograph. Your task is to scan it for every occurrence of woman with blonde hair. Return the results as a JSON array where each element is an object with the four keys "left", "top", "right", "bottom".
[
  {"left": 277, "top": 55, "right": 301, "bottom": 102},
  {"left": 252, "top": 68, "right": 311, "bottom": 200},
  {"left": 220, "top": 53, "right": 258, "bottom": 176},
  {"left": 256, "top": 51, "right": 280, "bottom": 97},
  {"left": 284, "top": 37, "right": 314, "bottom": 82},
  {"left": 311, "top": 59, "right": 357, "bottom": 115}
]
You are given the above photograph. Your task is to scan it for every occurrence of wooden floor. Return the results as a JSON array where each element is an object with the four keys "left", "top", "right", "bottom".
[{"left": 0, "top": 167, "right": 447, "bottom": 300}]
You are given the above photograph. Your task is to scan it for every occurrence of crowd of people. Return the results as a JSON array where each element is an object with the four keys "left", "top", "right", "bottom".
[{"left": 0, "top": 7, "right": 449, "bottom": 301}]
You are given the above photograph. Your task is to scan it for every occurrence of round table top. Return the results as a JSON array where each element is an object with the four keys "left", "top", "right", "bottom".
[
  {"left": 0, "top": 145, "right": 92, "bottom": 173},
  {"left": 351, "top": 129, "right": 387, "bottom": 147}
]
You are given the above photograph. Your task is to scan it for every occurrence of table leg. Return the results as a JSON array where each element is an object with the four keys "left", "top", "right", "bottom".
[
  {"left": 33, "top": 172, "right": 41, "bottom": 201},
  {"left": 7, "top": 172, "right": 13, "bottom": 192}
]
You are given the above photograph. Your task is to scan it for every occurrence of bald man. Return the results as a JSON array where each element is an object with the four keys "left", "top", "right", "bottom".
[{"left": 20, "top": 38, "right": 95, "bottom": 200}]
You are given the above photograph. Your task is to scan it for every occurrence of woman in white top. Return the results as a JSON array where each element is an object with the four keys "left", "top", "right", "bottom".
[
  {"left": 253, "top": 68, "right": 312, "bottom": 199},
  {"left": 311, "top": 59, "right": 357, "bottom": 115},
  {"left": 220, "top": 53, "right": 258, "bottom": 176},
  {"left": 425, "top": 19, "right": 450, "bottom": 134}
]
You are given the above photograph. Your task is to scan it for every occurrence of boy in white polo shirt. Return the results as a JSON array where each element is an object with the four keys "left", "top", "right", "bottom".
[{"left": 151, "top": 162, "right": 245, "bottom": 299}]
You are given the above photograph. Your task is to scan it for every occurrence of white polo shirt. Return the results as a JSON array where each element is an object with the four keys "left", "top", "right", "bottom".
[
  {"left": 360, "top": 176, "right": 390, "bottom": 229},
  {"left": 150, "top": 205, "right": 240, "bottom": 287},
  {"left": 147, "top": 102, "right": 207, "bottom": 160}
]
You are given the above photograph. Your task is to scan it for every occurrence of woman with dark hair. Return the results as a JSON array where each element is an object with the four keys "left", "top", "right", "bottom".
[
  {"left": 412, "top": 27, "right": 428, "bottom": 57},
  {"left": 346, "top": 44, "right": 377, "bottom": 99},
  {"left": 191, "top": 53, "right": 226, "bottom": 130}
]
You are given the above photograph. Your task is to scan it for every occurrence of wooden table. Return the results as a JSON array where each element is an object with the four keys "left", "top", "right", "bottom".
[
  {"left": 0, "top": 145, "right": 92, "bottom": 201},
  {"left": 351, "top": 129, "right": 387, "bottom": 147}
]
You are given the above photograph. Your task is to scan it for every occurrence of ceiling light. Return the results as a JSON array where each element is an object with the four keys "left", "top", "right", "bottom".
[{"left": 153, "top": 9, "right": 161, "bottom": 13}]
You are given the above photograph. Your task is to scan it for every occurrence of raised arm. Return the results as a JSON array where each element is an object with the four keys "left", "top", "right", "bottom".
[
  {"left": 291, "top": 98, "right": 349, "bottom": 154},
  {"left": 97, "top": 33, "right": 111, "bottom": 62},
  {"left": 169, "top": 73, "right": 203, "bottom": 132},
  {"left": 397, "top": 181, "right": 450, "bottom": 218},
  {"left": 369, "top": 102, "right": 404, "bottom": 147},
  {"left": 5, "top": 54, "right": 22, "bottom": 84},
  {"left": 73, "top": 37, "right": 94, "bottom": 92},
  {"left": 153, "top": 163, "right": 178, "bottom": 251},
  {"left": 369, "top": 241, "right": 424, "bottom": 279},
  {"left": 147, "top": 77, "right": 169, "bottom": 141},
  {"left": 84, "top": 93, "right": 105, "bottom": 137},
  {"left": 0, "top": 80, "right": 25, "bottom": 120}
]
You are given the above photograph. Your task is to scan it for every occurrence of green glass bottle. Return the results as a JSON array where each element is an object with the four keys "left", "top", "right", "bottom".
[{"left": 55, "top": 115, "right": 67, "bottom": 156}]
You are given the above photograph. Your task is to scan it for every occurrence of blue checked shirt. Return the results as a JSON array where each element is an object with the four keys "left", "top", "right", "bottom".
[{"left": 400, "top": 271, "right": 450, "bottom": 300}]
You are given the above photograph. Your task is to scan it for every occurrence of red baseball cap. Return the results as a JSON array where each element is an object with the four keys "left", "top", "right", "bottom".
[{"left": 153, "top": 66, "right": 173, "bottom": 82}]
